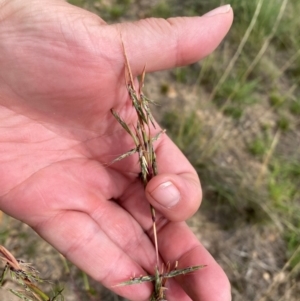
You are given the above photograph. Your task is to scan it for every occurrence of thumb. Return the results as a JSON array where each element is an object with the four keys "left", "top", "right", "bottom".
[{"left": 110, "top": 4, "right": 233, "bottom": 75}]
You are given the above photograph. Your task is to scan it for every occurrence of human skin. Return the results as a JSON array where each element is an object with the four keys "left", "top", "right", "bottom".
[{"left": 0, "top": 0, "right": 233, "bottom": 300}]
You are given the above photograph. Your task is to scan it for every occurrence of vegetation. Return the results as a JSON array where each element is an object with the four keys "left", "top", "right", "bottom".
[
  {"left": 158, "top": 1, "right": 300, "bottom": 300},
  {"left": 1, "top": 0, "right": 299, "bottom": 300}
]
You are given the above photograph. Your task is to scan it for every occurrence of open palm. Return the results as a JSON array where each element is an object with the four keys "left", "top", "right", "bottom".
[{"left": 0, "top": 1, "right": 233, "bottom": 300}]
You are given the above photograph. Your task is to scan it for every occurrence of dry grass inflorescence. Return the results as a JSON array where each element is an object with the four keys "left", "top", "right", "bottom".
[
  {"left": 1, "top": 0, "right": 300, "bottom": 300},
  {"left": 110, "top": 40, "right": 204, "bottom": 300}
]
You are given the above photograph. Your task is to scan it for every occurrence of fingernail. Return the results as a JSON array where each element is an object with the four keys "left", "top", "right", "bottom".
[
  {"left": 150, "top": 181, "right": 180, "bottom": 208},
  {"left": 203, "top": 4, "right": 231, "bottom": 17}
]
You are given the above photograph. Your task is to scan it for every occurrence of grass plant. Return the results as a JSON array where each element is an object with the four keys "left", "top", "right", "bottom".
[
  {"left": 111, "top": 40, "right": 204, "bottom": 301},
  {"left": 0, "top": 245, "right": 64, "bottom": 301}
]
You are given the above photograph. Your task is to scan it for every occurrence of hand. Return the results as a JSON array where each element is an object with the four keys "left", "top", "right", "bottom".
[{"left": 0, "top": 1, "right": 233, "bottom": 300}]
